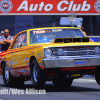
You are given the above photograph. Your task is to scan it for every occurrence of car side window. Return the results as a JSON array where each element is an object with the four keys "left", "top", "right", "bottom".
[{"left": 12, "top": 32, "right": 27, "bottom": 49}]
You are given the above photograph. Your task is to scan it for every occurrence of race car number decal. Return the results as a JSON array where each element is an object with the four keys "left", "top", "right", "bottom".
[{"left": 33, "top": 30, "right": 45, "bottom": 34}]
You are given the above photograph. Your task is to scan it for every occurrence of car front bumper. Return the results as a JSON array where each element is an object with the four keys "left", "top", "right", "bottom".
[{"left": 42, "top": 55, "right": 100, "bottom": 68}]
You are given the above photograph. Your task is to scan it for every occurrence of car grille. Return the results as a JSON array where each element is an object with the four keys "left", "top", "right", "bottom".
[{"left": 51, "top": 46, "right": 98, "bottom": 56}]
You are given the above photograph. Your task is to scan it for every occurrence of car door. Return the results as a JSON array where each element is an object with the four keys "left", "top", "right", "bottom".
[{"left": 11, "top": 32, "right": 27, "bottom": 69}]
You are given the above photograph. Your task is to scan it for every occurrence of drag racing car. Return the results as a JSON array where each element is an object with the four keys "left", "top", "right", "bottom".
[{"left": 0, "top": 27, "right": 100, "bottom": 88}]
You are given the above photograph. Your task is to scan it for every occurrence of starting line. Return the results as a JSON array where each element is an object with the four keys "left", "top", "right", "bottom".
[{"left": 74, "top": 78, "right": 96, "bottom": 83}]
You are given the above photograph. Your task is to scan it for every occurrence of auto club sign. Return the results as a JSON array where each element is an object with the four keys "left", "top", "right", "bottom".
[{"left": 0, "top": 0, "right": 100, "bottom": 15}]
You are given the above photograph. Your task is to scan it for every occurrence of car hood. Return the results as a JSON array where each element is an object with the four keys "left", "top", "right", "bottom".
[
  {"left": 36, "top": 37, "right": 100, "bottom": 48},
  {"left": 41, "top": 42, "right": 100, "bottom": 48}
]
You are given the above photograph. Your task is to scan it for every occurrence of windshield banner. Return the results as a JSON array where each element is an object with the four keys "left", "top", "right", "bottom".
[{"left": 0, "top": 0, "right": 100, "bottom": 15}]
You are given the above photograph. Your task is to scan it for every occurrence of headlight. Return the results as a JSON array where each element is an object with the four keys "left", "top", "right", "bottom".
[
  {"left": 57, "top": 49, "right": 64, "bottom": 55},
  {"left": 44, "top": 48, "right": 52, "bottom": 57},
  {"left": 94, "top": 47, "right": 100, "bottom": 54}
]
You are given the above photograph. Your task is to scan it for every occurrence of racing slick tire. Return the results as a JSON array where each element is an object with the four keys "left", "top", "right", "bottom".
[
  {"left": 30, "top": 59, "right": 46, "bottom": 88},
  {"left": 52, "top": 78, "right": 73, "bottom": 87},
  {"left": 95, "top": 74, "right": 100, "bottom": 85},
  {"left": 2, "top": 62, "right": 24, "bottom": 87}
]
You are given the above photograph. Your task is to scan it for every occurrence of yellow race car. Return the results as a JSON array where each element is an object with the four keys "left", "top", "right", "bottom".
[{"left": 0, "top": 27, "right": 100, "bottom": 88}]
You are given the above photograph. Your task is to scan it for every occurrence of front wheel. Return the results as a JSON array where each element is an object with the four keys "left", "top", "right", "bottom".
[{"left": 30, "top": 59, "right": 46, "bottom": 88}]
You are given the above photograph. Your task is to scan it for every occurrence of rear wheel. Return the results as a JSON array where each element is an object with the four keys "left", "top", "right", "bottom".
[
  {"left": 95, "top": 74, "right": 100, "bottom": 85},
  {"left": 3, "top": 63, "right": 14, "bottom": 87},
  {"left": 2, "top": 62, "right": 24, "bottom": 87},
  {"left": 52, "top": 78, "right": 73, "bottom": 87},
  {"left": 30, "top": 59, "right": 46, "bottom": 88}
]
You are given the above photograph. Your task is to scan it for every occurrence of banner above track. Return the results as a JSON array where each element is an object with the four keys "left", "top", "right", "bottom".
[{"left": 0, "top": 0, "right": 100, "bottom": 15}]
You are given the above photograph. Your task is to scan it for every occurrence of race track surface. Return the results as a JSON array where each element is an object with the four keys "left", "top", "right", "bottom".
[{"left": 0, "top": 75, "right": 100, "bottom": 100}]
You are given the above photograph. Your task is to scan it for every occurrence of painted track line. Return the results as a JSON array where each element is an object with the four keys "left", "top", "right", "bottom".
[{"left": 74, "top": 78, "right": 96, "bottom": 83}]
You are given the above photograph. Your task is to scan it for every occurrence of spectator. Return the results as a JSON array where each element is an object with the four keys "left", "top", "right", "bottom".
[
  {"left": 0, "top": 29, "right": 13, "bottom": 52},
  {"left": 0, "top": 34, "right": 2, "bottom": 53},
  {"left": 77, "top": 25, "right": 87, "bottom": 36},
  {"left": 1, "top": 31, "right": 4, "bottom": 36}
]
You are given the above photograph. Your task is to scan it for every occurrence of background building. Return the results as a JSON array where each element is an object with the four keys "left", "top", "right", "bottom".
[{"left": 0, "top": 0, "right": 100, "bottom": 36}]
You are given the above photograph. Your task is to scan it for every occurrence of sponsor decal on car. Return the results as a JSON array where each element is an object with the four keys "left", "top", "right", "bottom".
[
  {"left": 52, "top": 29, "right": 62, "bottom": 32},
  {"left": 75, "top": 60, "right": 87, "bottom": 66},
  {"left": 36, "top": 56, "right": 41, "bottom": 59},
  {"left": 9, "top": 60, "right": 12, "bottom": 68},
  {"left": 26, "top": 57, "right": 29, "bottom": 65},
  {"left": 9, "top": 67, "right": 11, "bottom": 70},
  {"left": 20, "top": 69, "right": 25, "bottom": 72},
  {"left": 11, "top": 70, "right": 14, "bottom": 74},
  {"left": 31, "top": 51, "right": 34, "bottom": 54},
  {"left": 39, "top": 63, "right": 43, "bottom": 66},
  {"left": 37, "top": 52, "right": 40, "bottom": 55},
  {"left": 15, "top": 69, "right": 18, "bottom": 73}
]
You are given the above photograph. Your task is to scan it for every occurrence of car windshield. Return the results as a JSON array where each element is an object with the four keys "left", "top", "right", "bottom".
[{"left": 29, "top": 28, "right": 85, "bottom": 44}]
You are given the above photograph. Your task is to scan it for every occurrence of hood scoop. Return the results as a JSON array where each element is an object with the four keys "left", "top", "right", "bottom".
[{"left": 54, "top": 37, "right": 90, "bottom": 43}]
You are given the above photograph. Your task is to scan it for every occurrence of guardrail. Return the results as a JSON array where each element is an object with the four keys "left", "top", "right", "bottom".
[{"left": 88, "top": 36, "right": 100, "bottom": 42}]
